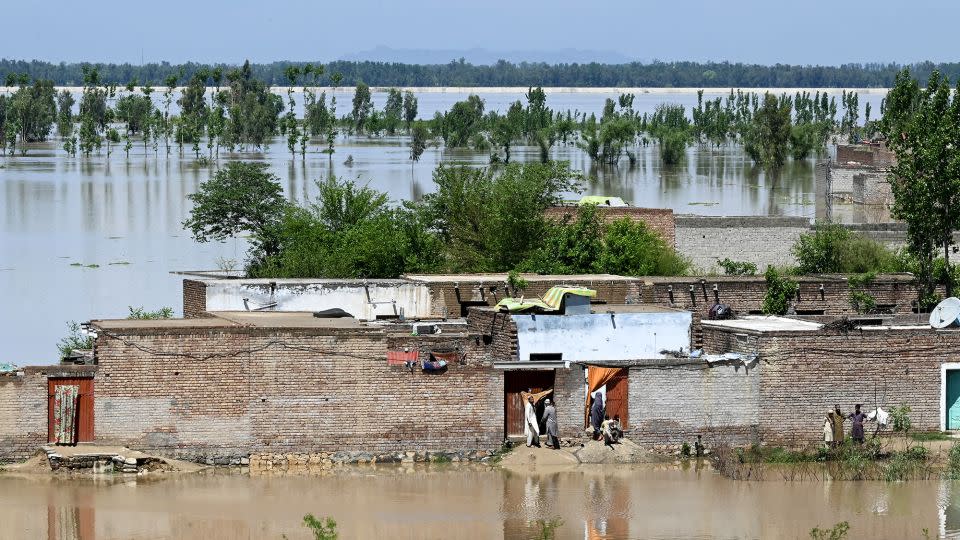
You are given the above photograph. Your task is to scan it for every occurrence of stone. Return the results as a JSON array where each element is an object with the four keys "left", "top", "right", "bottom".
[{"left": 240, "top": 457, "right": 250, "bottom": 466}]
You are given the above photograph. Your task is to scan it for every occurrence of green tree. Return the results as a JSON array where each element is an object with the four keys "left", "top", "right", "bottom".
[
  {"left": 183, "top": 162, "right": 288, "bottom": 262},
  {"left": 410, "top": 121, "right": 429, "bottom": 163},
  {"left": 402, "top": 90, "right": 417, "bottom": 131},
  {"left": 383, "top": 88, "right": 403, "bottom": 135},
  {"left": 882, "top": 69, "right": 960, "bottom": 301},
  {"left": 56, "top": 89, "right": 75, "bottom": 137},
  {"left": 744, "top": 93, "right": 792, "bottom": 168},
  {"left": 350, "top": 81, "right": 373, "bottom": 134}
]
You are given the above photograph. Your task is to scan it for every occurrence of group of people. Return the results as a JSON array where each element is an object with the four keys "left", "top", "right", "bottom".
[
  {"left": 524, "top": 395, "right": 560, "bottom": 449},
  {"left": 590, "top": 392, "right": 623, "bottom": 446},
  {"left": 823, "top": 403, "right": 869, "bottom": 447}
]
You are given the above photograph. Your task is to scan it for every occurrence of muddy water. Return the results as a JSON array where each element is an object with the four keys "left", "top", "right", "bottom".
[
  {"left": 0, "top": 464, "right": 957, "bottom": 540},
  {"left": 1, "top": 89, "right": 883, "bottom": 363}
]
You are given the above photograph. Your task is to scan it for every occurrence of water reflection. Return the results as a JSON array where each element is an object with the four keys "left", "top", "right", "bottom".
[{"left": 0, "top": 464, "right": 953, "bottom": 540}]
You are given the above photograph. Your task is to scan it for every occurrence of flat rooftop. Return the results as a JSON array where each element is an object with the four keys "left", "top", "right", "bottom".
[
  {"left": 92, "top": 311, "right": 362, "bottom": 331},
  {"left": 472, "top": 304, "right": 685, "bottom": 315},
  {"left": 702, "top": 316, "right": 824, "bottom": 333},
  {"left": 404, "top": 273, "right": 634, "bottom": 283}
]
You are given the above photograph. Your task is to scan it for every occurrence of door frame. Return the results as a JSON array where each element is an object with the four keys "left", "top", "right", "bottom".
[
  {"left": 48, "top": 377, "right": 95, "bottom": 444},
  {"left": 503, "top": 369, "right": 556, "bottom": 438},
  {"left": 941, "top": 363, "right": 960, "bottom": 431}
]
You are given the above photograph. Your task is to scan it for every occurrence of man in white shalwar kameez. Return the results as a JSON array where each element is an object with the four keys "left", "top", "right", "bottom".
[{"left": 524, "top": 396, "right": 541, "bottom": 447}]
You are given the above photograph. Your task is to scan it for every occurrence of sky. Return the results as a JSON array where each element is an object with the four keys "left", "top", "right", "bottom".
[{"left": 2, "top": 0, "right": 957, "bottom": 66}]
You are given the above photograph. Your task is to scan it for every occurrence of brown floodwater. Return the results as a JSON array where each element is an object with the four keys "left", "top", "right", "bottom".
[
  {"left": 0, "top": 89, "right": 885, "bottom": 364},
  {"left": 0, "top": 463, "right": 957, "bottom": 540}
]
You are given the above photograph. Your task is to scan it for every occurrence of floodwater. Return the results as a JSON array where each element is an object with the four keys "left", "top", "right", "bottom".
[
  {"left": 0, "top": 463, "right": 957, "bottom": 539},
  {"left": 0, "top": 89, "right": 884, "bottom": 364}
]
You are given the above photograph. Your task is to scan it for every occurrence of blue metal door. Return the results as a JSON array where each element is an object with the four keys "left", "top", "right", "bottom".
[{"left": 947, "top": 370, "right": 960, "bottom": 430}]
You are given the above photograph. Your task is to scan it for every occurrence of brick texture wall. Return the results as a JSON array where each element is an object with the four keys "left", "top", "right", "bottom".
[
  {"left": 629, "top": 361, "right": 760, "bottom": 447},
  {"left": 545, "top": 206, "right": 676, "bottom": 247},
  {"left": 425, "top": 276, "right": 642, "bottom": 318},
  {"left": 836, "top": 144, "right": 895, "bottom": 168},
  {"left": 468, "top": 308, "right": 519, "bottom": 361},
  {"left": 0, "top": 370, "right": 47, "bottom": 462},
  {"left": 182, "top": 279, "right": 208, "bottom": 318},
  {"left": 92, "top": 325, "right": 503, "bottom": 461},
  {"left": 554, "top": 365, "right": 586, "bottom": 438},
  {"left": 674, "top": 216, "right": 811, "bottom": 272}
]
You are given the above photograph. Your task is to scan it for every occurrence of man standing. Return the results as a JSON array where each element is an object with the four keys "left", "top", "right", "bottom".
[
  {"left": 524, "top": 395, "right": 541, "bottom": 448},
  {"left": 831, "top": 404, "right": 846, "bottom": 446},
  {"left": 848, "top": 404, "right": 867, "bottom": 444},
  {"left": 543, "top": 398, "right": 559, "bottom": 449}
]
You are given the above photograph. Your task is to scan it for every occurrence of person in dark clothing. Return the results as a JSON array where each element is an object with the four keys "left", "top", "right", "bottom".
[
  {"left": 543, "top": 398, "right": 559, "bottom": 449},
  {"left": 590, "top": 392, "right": 605, "bottom": 440},
  {"left": 848, "top": 403, "right": 867, "bottom": 444}
]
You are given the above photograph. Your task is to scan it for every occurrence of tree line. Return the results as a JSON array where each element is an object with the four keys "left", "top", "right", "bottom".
[
  {"left": 1, "top": 61, "right": 873, "bottom": 171},
  {"left": 3, "top": 58, "right": 960, "bottom": 88}
]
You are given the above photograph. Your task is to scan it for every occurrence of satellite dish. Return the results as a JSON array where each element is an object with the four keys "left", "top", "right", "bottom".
[{"left": 930, "top": 297, "right": 960, "bottom": 329}]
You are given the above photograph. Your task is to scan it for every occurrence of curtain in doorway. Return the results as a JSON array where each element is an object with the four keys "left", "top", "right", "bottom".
[
  {"left": 583, "top": 366, "right": 623, "bottom": 426},
  {"left": 52, "top": 384, "right": 79, "bottom": 444}
]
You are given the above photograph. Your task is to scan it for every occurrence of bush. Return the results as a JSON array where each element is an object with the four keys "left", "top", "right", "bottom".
[
  {"left": 792, "top": 224, "right": 897, "bottom": 274},
  {"left": 56, "top": 321, "right": 94, "bottom": 359},
  {"left": 848, "top": 272, "right": 877, "bottom": 314},
  {"left": 809, "top": 521, "right": 850, "bottom": 540},
  {"left": 718, "top": 258, "right": 757, "bottom": 276},
  {"left": 303, "top": 514, "right": 337, "bottom": 540},
  {"left": 762, "top": 267, "right": 799, "bottom": 315},
  {"left": 947, "top": 444, "right": 960, "bottom": 479}
]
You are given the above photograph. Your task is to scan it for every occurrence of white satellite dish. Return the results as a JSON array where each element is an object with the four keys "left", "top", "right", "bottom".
[{"left": 930, "top": 297, "right": 960, "bottom": 329}]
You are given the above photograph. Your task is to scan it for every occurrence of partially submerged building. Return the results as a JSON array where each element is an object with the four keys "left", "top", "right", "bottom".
[{"left": 2, "top": 273, "right": 956, "bottom": 464}]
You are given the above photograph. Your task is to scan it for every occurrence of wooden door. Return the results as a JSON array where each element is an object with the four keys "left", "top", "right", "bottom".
[
  {"left": 604, "top": 370, "right": 629, "bottom": 429},
  {"left": 48, "top": 378, "right": 94, "bottom": 443},
  {"left": 504, "top": 370, "right": 555, "bottom": 437}
]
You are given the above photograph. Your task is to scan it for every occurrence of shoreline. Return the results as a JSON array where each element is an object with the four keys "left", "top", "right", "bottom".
[{"left": 0, "top": 86, "right": 893, "bottom": 94}]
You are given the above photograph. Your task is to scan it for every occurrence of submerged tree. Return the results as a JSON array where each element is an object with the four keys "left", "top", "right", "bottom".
[{"left": 881, "top": 69, "right": 960, "bottom": 302}]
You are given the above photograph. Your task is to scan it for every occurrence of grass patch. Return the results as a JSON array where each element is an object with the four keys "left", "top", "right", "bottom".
[
  {"left": 69, "top": 262, "right": 83, "bottom": 267},
  {"left": 429, "top": 453, "right": 452, "bottom": 464},
  {"left": 108, "top": 261, "right": 131, "bottom": 265},
  {"left": 490, "top": 441, "right": 515, "bottom": 464},
  {"left": 911, "top": 432, "right": 953, "bottom": 442}
]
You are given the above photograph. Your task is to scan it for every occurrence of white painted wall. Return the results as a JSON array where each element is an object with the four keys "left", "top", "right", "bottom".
[
  {"left": 204, "top": 280, "right": 433, "bottom": 320},
  {"left": 512, "top": 311, "right": 692, "bottom": 361}
]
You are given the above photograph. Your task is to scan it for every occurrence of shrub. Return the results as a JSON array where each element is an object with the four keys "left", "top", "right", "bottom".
[
  {"left": 762, "top": 267, "right": 799, "bottom": 315},
  {"left": 57, "top": 321, "right": 94, "bottom": 359},
  {"left": 946, "top": 444, "right": 960, "bottom": 479},
  {"left": 303, "top": 514, "right": 337, "bottom": 540},
  {"left": 718, "top": 258, "right": 757, "bottom": 276},
  {"left": 127, "top": 306, "right": 174, "bottom": 319},
  {"left": 809, "top": 521, "right": 850, "bottom": 540},
  {"left": 891, "top": 404, "right": 912, "bottom": 434},
  {"left": 793, "top": 224, "right": 897, "bottom": 274},
  {"left": 848, "top": 272, "right": 877, "bottom": 314}
]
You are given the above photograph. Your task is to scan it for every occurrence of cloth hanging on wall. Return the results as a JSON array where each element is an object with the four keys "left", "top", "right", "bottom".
[
  {"left": 53, "top": 384, "right": 79, "bottom": 445},
  {"left": 583, "top": 366, "right": 623, "bottom": 426}
]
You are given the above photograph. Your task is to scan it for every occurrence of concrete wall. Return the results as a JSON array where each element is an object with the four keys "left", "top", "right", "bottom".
[
  {"left": 201, "top": 279, "right": 433, "bottom": 320},
  {"left": 512, "top": 311, "right": 692, "bottom": 361},
  {"left": 628, "top": 362, "right": 760, "bottom": 446},
  {"left": 674, "top": 216, "right": 811, "bottom": 272},
  {"left": 92, "top": 325, "right": 503, "bottom": 462}
]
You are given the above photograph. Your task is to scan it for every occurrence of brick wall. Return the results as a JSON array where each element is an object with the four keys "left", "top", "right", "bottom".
[
  {"left": 0, "top": 369, "right": 47, "bottom": 462},
  {"left": 182, "top": 279, "right": 208, "bottom": 318},
  {"left": 836, "top": 144, "right": 895, "bottom": 168},
  {"left": 545, "top": 206, "right": 676, "bottom": 247},
  {"left": 468, "top": 308, "right": 518, "bottom": 361},
  {"left": 92, "top": 325, "right": 503, "bottom": 461},
  {"left": 423, "top": 276, "right": 643, "bottom": 318},
  {"left": 553, "top": 365, "right": 586, "bottom": 437},
  {"left": 674, "top": 216, "right": 811, "bottom": 272},
  {"left": 628, "top": 361, "right": 760, "bottom": 447}
]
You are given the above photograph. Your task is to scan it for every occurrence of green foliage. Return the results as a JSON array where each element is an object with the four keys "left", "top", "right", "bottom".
[
  {"left": 762, "top": 267, "right": 799, "bottom": 315},
  {"left": 809, "top": 521, "right": 850, "bottom": 540},
  {"left": 848, "top": 272, "right": 877, "bottom": 314},
  {"left": 648, "top": 103, "right": 691, "bottom": 165},
  {"left": 302, "top": 514, "right": 338, "bottom": 540},
  {"left": 183, "top": 162, "right": 288, "bottom": 259},
  {"left": 946, "top": 444, "right": 960, "bottom": 480},
  {"left": 440, "top": 94, "right": 485, "bottom": 147},
  {"left": 252, "top": 177, "right": 442, "bottom": 279},
  {"left": 882, "top": 69, "right": 960, "bottom": 299},
  {"left": 911, "top": 431, "right": 952, "bottom": 442},
  {"left": 410, "top": 122, "right": 429, "bottom": 162},
  {"left": 743, "top": 93, "right": 792, "bottom": 168},
  {"left": 220, "top": 61, "right": 283, "bottom": 149},
  {"left": 792, "top": 224, "right": 897, "bottom": 274},
  {"left": 890, "top": 404, "right": 912, "bottom": 434},
  {"left": 127, "top": 306, "right": 174, "bottom": 319},
  {"left": 57, "top": 321, "right": 93, "bottom": 359},
  {"left": 6, "top": 79, "right": 57, "bottom": 145},
  {"left": 718, "top": 258, "right": 757, "bottom": 276},
  {"left": 402, "top": 90, "right": 418, "bottom": 130},
  {"left": 422, "top": 161, "right": 580, "bottom": 272},
  {"left": 533, "top": 517, "right": 563, "bottom": 540},
  {"left": 600, "top": 218, "right": 689, "bottom": 276},
  {"left": 680, "top": 442, "right": 691, "bottom": 457},
  {"left": 350, "top": 82, "right": 373, "bottom": 133},
  {"left": 507, "top": 270, "right": 528, "bottom": 294}
]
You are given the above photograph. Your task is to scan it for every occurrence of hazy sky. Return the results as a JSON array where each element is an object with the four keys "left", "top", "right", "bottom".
[{"left": 4, "top": 0, "right": 956, "bottom": 65}]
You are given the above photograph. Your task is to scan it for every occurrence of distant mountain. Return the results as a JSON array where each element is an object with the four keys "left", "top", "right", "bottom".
[{"left": 339, "top": 45, "right": 636, "bottom": 65}]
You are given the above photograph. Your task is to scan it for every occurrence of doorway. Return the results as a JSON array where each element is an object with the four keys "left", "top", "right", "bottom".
[
  {"left": 48, "top": 378, "right": 94, "bottom": 444},
  {"left": 948, "top": 369, "right": 960, "bottom": 431},
  {"left": 504, "top": 370, "right": 555, "bottom": 437},
  {"left": 604, "top": 370, "right": 629, "bottom": 429}
]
